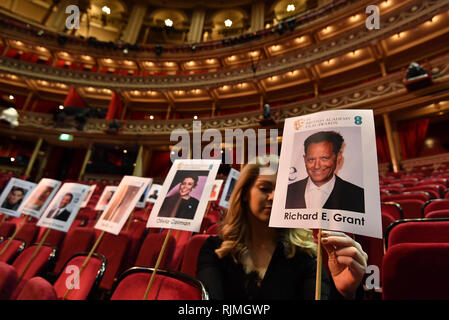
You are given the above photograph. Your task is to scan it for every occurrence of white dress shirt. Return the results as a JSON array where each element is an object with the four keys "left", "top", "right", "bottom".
[{"left": 304, "top": 175, "right": 336, "bottom": 209}]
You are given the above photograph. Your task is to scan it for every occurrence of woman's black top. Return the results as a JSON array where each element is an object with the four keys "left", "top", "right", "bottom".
[{"left": 196, "top": 236, "right": 346, "bottom": 300}]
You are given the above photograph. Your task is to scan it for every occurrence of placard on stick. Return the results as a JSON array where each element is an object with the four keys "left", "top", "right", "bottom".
[
  {"left": 269, "top": 109, "right": 382, "bottom": 239},
  {"left": 95, "top": 176, "right": 151, "bottom": 235},
  {"left": 37, "top": 183, "right": 91, "bottom": 232},
  {"left": 136, "top": 179, "right": 153, "bottom": 208},
  {"left": 94, "top": 186, "right": 117, "bottom": 211},
  {"left": 0, "top": 178, "right": 36, "bottom": 217},
  {"left": 17, "top": 178, "right": 61, "bottom": 219},
  {"left": 147, "top": 159, "right": 221, "bottom": 233},
  {"left": 80, "top": 184, "right": 97, "bottom": 208},
  {"left": 209, "top": 180, "right": 223, "bottom": 201},
  {"left": 146, "top": 184, "right": 162, "bottom": 203},
  {"left": 218, "top": 168, "right": 240, "bottom": 209}
]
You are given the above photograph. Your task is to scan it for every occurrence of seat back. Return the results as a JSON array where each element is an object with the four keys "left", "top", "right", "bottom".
[
  {"left": 52, "top": 227, "right": 96, "bottom": 275},
  {"left": 10, "top": 244, "right": 57, "bottom": 299},
  {"left": 162, "top": 229, "right": 192, "bottom": 271},
  {"left": 381, "top": 202, "right": 403, "bottom": 220},
  {"left": 0, "top": 221, "right": 15, "bottom": 239},
  {"left": 425, "top": 209, "right": 449, "bottom": 219},
  {"left": 0, "top": 261, "right": 18, "bottom": 300},
  {"left": 382, "top": 243, "right": 449, "bottom": 300},
  {"left": 385, "top": 218, "right": 449, "bottom": 249},
  {"left": 135, "top": 232, "right": 175, "bottom": 269},
  {"left": 16, "top": 276, "right": 57, "bottom": 300},
  {"left": 422, "top": 199, "right": 449, "bottom": 216},
  {"left": 381, "top": 192, "right": 429, "bottom": 203},
  {"left": 16, "top": 222, "right": 40, "bottom": 248},
  {"left": 110, "top": 267, "right": 208, "bottom": 300},
  {"left": 119, "top": 219, "right": 147, "bottom": 270},
  {"left": 95, "top": 232, "right": 131, "bottom": 291},
  {"left": 180, "top": 234, "right": 210, "bottom": 277},
  {"left": 393, "top": 199, "right": 426, "bottom": 219},
  {"left": 402, "top": 186, "right": 440, "bottom": 199},
  {"left": 53, "top": 253, "right": 107, "bottom": 300},
  {"left": 0, "top": 239, "right": 26, "bottom": 264}
]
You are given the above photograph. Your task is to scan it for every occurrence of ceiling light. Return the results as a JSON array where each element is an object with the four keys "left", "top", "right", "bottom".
[
  {"left": 287, "top": 4, "right": 295, "bottom": 12},
  {"left": 59, "top": 105, "right": 64, "bottom": 110},
  {"left": 8, "top": 95, "right": 14, "bottom": 100},
  {"left": 102, "top": 6, "right": 110, "bottom": 15},
  {"left": 224, "top": 19, "right": 232, "bottom": 28},
  {"left": 149, "top": 115, "right": 154, "bottom": 120},
  {"left": 193, "top": 115, "right": 198, "bottom": 120},
  {"left": 165, "top": 18, "right": 173, "bottom": 27}
]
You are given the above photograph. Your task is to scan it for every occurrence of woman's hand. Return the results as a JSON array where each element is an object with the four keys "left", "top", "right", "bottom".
[{"left": 320, "top": 230, "right": 368, "bottom": 298}]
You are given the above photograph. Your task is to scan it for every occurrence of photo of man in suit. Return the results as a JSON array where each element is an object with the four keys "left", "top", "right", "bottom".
[
  {"left": 46, "top": 193, "right": 73, "bottom": 221},
  {"left": 285, "top": 131, "right": 365, "bottom": 213}
]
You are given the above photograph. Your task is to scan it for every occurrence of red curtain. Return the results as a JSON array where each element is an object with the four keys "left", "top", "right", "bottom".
[
  {"left": 105, "top": 92, "right": 123, "bottom": 120},
  {"left": 398, "top": 119, "right": 430, "bottom": 160},
  {"left": 146, "top": 151, "right": 171, "bottom": 178},
  {"left": 375, "top": 127, "right": 391, "bottom": 163},
  {"left": 64, "top": 88, "right": 87, "bottom": 108}
]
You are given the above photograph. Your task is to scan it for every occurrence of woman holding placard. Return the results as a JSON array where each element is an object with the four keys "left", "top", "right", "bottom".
[{"left": 196, "top": 157, "right": 367, "bottom": 299}]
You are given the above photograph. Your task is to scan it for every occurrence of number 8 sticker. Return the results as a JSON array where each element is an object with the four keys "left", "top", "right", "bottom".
[{"left": 354, "top": 116, "right": 363, "bottom": 125}]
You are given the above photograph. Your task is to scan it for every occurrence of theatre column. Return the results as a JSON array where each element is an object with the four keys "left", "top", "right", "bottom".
[
  {"left": 382, "top": 113, "right": 400, "bottom": 173},
  {"left": 187, "top": 9, "right": 205, "bottom": 43},
  {"left": 78, "top": 144, "right": 92, "bottom": 181},
  {"left": 133, "top": 145, "right": 144, "bottom": 177},
  {"left": 121, "top": 4, "right": 148, "bottom": 44},
  {"left": 251, "top": 2, "right": 265, "bottom": 32},
  {"left": 24, "top": 138, "right": 43, "bottom": 178}
]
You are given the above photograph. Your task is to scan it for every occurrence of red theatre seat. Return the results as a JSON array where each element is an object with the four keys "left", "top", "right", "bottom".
[
  {"left": 382, "top": 243, "right": 449, "bottom": 300},
  {"left": 53, "top": 253, "right": 107, "bottom": 300},
  {"left": 381, "top": 202, "right": 403, "bottom": 220},
  {"left": 51, "top": 227, "right": 96, "bottom": 275},
  {"left": 16, "top": 277, "right": 57, "bottom": 300},
  {"left": 422, "top": 199, "right": 449, "bottom": 216},
  {"left": 392, "top": 199, "right": 426, "bottom": 219},
  {"left": 110, "top": 267, "right": 208, "bottom": 300},
  {"left": 425, "top": 209, "right": 449, "bottom": 219},
  {"left": 180, "top": 234, "right": 210, "bottom": 277},
  {"left": 0, "top": 262, "right": 18, "bottom": 299},
  {"left": 0, "top": 239, "right": 26, "bottom": 264},
  {"left": 9, "top": 244, "right": 57, "bottom": 299},
  {"left": 385, "top": 218, "right": 449, "bottom": 250},
  {"left": 95, "top": 232, "right": 131, "bottom": 292},
  {"left": 162, "top": 229, "right": 192, "bottom": 271},
  {"left": 134, "top": 233, "right": 176, "bottom": 269},
  {"left": 381, "top": 192, "right": 430, "bottom": 203}
]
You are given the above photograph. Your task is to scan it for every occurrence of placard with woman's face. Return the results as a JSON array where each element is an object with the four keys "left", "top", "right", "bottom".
[
  {"left": 147, "top": 159, "right": 221, "bottom": 232},
  {"left": 95, "top": 176, "right": 151, "bottom": 235}
]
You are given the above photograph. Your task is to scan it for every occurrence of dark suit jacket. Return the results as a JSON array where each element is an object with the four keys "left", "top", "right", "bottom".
[
  {"left": 158, "top": 195, "right": 199, "bottom": 220},
  {"left": 47, "top": 208, "right": 71, "bottom": 222},
  {"left": 285, "top": 175, "right": 365, "bottom": 213}
]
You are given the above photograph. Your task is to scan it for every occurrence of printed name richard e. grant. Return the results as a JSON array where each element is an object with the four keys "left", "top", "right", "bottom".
[{"left": 284, "top": 211, "right": 365, "bottom": 226}]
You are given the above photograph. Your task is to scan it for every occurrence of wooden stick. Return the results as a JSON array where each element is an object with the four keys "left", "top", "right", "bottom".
[
  {"left": 315, "top": 229, "right": 322, "bottom": 301},
  {"left": 125, "top": 209, "right": 135, "bottom": 232},
  {"left": 62, "top": 230, "right": 105, "bottom": 300},
  {"left": 18, "top": 228, "right": 52, "bottom": 282},
  {"left": 0, "top": 214, "right": 7, "bottom": 229},
  {"left": 0, "top": 215, "right": 27, "bottom": 257},
  {"left": 143, "top": 228, "right": 172, "bottom": 300}
]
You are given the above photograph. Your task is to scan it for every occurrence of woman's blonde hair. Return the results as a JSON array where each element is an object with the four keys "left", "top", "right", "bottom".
[{"left": 215, "top": 157, "right": 317, "bottom": 260}]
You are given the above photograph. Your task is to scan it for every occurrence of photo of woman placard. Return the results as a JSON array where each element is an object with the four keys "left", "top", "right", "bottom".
[
  {"left": 0, "top": 178, "right": 36, "bottom": 217},
  {"left": 95, "top": 176, "right": 151, "bottom": 235},
  {"left": 147, "top": 159, "right": 221, "bottom": 232},
  {"left": 94, "top": 186, "right": 117, "bottom": 211},
  {"left": 18, "top": 178, "right": 61, "bottom": 218}
]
